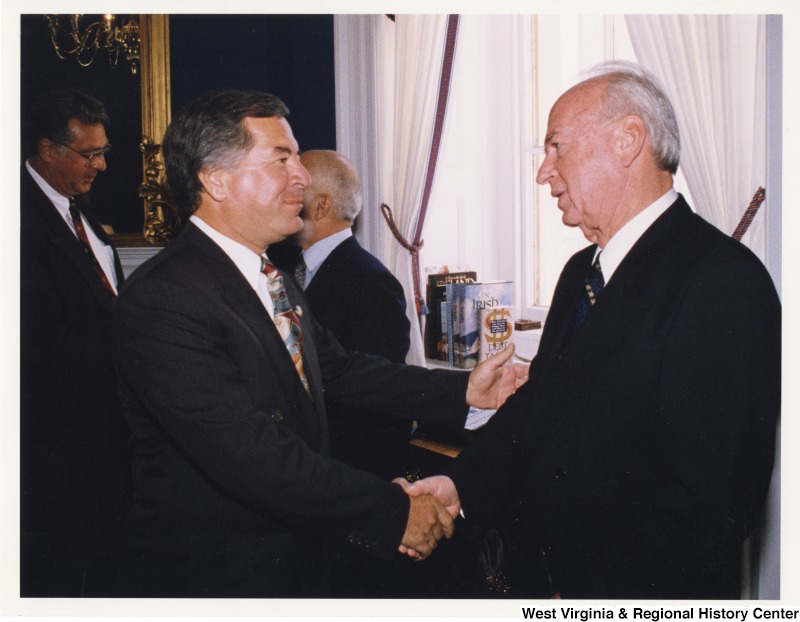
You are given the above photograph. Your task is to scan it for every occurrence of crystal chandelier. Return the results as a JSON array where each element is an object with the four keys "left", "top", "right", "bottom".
[{"left": 45, "top": 14, "right": 141, "bottom": 75}]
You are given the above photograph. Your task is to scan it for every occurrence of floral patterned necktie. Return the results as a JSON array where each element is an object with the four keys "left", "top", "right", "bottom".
[{"left": 261, "top": 257, "right": 310, "bottom": 395}]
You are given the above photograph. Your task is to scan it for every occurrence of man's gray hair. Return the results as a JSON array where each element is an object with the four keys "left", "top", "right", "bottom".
[
  {"left": 330, "top": 164, "right": 362, "bottom": 222},
  {"left": 306, "top": 151, "right": 363, "bottom": 222},
  {"left": 584, "top": 60, "right": 680, "bottom": 174}
]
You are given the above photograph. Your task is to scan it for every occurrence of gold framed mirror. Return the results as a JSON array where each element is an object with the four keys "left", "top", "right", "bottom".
[{"left": 110, "top": 14, "right": 180, "bottom": 247}]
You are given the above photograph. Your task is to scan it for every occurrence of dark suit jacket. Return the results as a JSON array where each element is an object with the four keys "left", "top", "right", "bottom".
[
  {"left": 112, "top": 221, "right": 469, "bottom": 597},
  {"left": 304, "top": 236, "right": 410, "bottom": 364},
  {"left": 449, "top": 196, "right": 781, "bottom": 599},
  {"left": 20, "top": 166, "right": 131, "bottom": 596},
  {"left": 299, "top": 236, "right": 412, "bottom": 479}
]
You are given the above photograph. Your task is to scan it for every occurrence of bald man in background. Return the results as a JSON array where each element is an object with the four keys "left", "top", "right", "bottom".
[{"left": 274, "top": 150, "right": 413, "bottom": 480}]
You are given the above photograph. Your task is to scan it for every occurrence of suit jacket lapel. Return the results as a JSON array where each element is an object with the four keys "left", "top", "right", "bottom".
[
  {"left": 80, "top": 203, "right": 126, "bottom": 287},
  {"left": 577, "top": 197, "right": 693, "bottom": 352},
  {"left": 530, "top": 244, "right": 595, "bottom": 386},
  {"left": 304, "top": 235, "right": 355, "bottom": 302},
  {"left": 79, "top": 202, "right": 126, "bottom": 288},
  {"left": 539, "top": 197, "right": 694, "bottom": 413},
  {"left": 24, "top": 172, "right": 118, "bottom": 312},
  {"left": 282, "top": 272, "right": 326, "bottom": 406},
  {"left": 183, "top": 223, "right": 322, "bottom": 404}
]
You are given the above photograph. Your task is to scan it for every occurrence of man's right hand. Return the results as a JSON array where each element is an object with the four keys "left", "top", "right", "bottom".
[
  {"left": 401, "top": 475, "right": 461, "bottom": 519},
  {"left": 398, "top": 493, "right": 454, "bottom": 560}
]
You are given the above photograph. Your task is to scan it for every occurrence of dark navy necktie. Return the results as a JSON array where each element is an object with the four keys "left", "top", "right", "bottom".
[
  {"left": 294, "top": 256, "right": 307, "bottom": 289},
  {"left": 571, "top": 252, "right": 604, "bottom": 334}
]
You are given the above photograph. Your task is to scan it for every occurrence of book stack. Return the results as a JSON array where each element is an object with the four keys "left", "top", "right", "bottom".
[
  {"left": 424, "top": 271, "right": 477, "bottom": 361},
  {"left": 425, "top": 272, "right": 515, "bottom": 367}
]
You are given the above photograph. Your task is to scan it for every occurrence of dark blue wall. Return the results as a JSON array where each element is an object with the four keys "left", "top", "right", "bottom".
[{"left": 170, "top": 14, "right": 336, "bottom": 153}]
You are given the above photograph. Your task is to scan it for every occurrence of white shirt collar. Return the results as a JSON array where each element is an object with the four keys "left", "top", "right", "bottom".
[
  {"left": 26, "top": 159, "right": 71, "bottom": 217},
  {"left": 302, "top": 227, "right": 352, "bottom": 279},
  {"left": 597, "top": 188, "right": 678, "bottom": 283},
  {"left": 190, "top": 214, "right": 266, "bottom": 293},
  {"left": 26, "top": 159, "right": 119, "bottom": 291}
]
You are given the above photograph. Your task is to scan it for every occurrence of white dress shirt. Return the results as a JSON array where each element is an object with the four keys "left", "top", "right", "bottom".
[
  {"left": 26, "top": 159, "right": 119, "bottom": 293},
  {"left": 595, "top": 188, "right": 678, "bottom": 283}
]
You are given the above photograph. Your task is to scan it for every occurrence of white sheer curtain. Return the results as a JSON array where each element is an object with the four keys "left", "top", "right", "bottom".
[
  {"left": 379, "top": 15, "right": 450, "bottom": 366},
  {"left": 625, "top": 15, "right": 767, "bottom": 260}
]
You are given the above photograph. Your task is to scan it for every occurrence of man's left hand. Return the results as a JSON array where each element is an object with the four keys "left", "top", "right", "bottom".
[{"left": 465, "top": 344, "right": 528, "bottom": 409}]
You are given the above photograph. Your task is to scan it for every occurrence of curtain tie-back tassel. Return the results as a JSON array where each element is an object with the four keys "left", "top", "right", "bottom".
[
  {"left": 380, "top": 203, "right": 428, "bottom": 316},
  {"left": 732, "top": 187, "right": 766, "bottom": 241}
]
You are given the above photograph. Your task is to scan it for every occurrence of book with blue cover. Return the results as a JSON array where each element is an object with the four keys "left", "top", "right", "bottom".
[{"left": 451, "top": 281, "right": 514, "bottom": 369}]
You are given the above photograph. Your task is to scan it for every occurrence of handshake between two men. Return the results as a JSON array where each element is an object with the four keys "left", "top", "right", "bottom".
[{"left": 393, "top": 344, "right": 528, "bottom": 560}]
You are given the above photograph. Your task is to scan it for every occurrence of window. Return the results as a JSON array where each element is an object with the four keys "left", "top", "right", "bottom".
[
  {"left": 527, "top": 15, "right": 639, "bottom": 311},
  {"left": 421, "top": 15, "right": 692, "bottom": 322},
  {"left": 419, "top": 15, "right": 525, "bottom": 290}
]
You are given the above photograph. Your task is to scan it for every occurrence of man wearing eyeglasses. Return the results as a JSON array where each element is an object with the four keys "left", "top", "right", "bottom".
[{"left": 20, "top": 89, "right": 131, "bottom": 597}]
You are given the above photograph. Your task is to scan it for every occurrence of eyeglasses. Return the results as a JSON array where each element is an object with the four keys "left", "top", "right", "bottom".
[{"left": 53, "top": 141, "right": 112, "bottom": 163}]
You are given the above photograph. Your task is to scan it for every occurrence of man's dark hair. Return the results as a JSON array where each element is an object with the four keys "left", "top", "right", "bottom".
[
  {"left": 27, "top": 89, "right": 110, "bottom": 157},
  {"left": 163, "top": 90, "right": 290, "bottom": 217}
]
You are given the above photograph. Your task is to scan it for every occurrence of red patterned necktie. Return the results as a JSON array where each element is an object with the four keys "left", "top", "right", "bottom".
[
  {"left": 68, "top": 199, "right": 116, "bottom": 299},
  {"left": 261, "top": 257, "right": 310, "bottom": 394}
]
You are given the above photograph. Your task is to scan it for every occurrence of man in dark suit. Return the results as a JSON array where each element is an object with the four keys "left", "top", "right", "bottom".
[
  {"left": 111, "top": 90, "right": 523, "bottom": 598},
  {"left": 403, "top": 61, "right": 781, "bottom": 599},
  {"left": 20, "top": 89, "right": 131, "bottom": 596},
  {"left": 274, "top": 149, "right": 412, "bottom": 480}
]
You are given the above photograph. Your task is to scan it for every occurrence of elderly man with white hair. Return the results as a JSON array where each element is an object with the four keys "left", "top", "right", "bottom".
[{"left": 403, "top": 61, "right": 781, "bottom": 600}]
